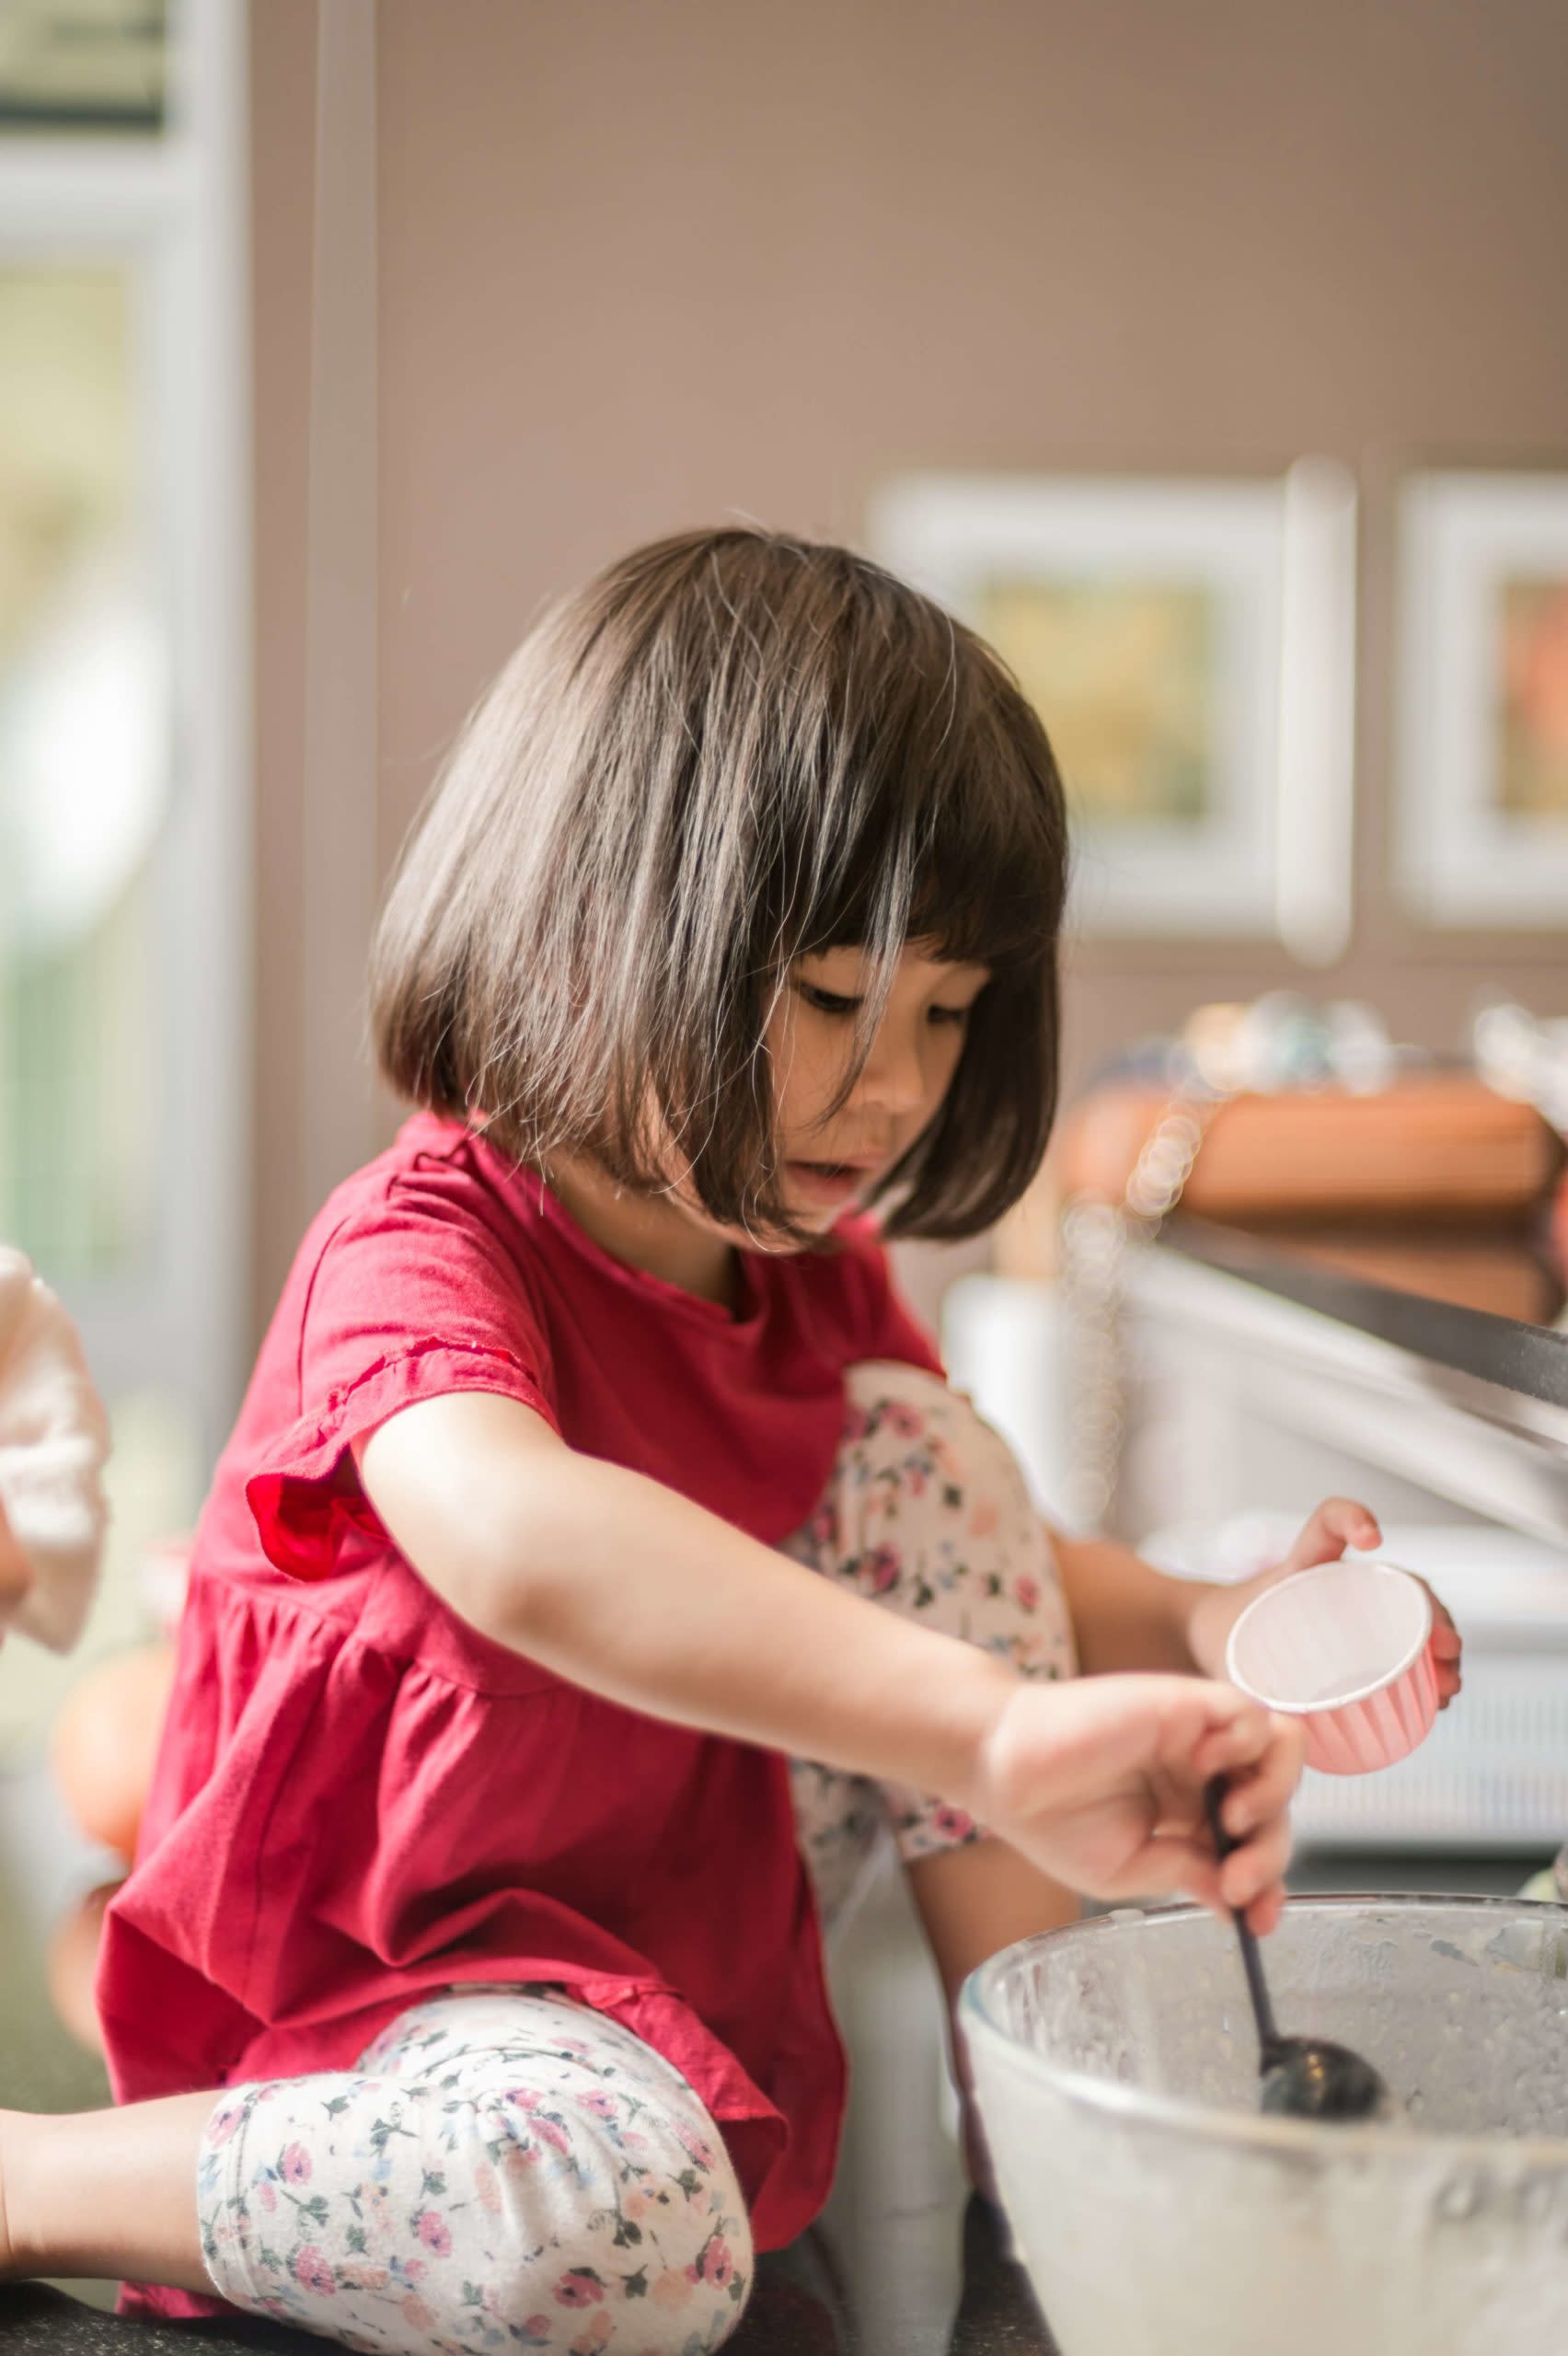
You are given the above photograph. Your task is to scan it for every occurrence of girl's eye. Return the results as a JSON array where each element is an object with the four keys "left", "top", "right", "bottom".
[
  {"left": 928, "top": 1003, "right": 973, "bottom": 1028},
  {"left": 799, "top": 984, "right": 862, "bottom": 1018}
]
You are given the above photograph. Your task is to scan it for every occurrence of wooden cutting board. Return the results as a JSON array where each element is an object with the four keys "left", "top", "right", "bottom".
[{"left": 1054, "top": 1076, "right": 1561, "bottom": 1226}]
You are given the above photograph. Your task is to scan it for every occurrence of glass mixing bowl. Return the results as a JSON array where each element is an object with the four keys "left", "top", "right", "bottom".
[{"left": 962, "top": 1896, "right": 1568, "bottom": 2354}]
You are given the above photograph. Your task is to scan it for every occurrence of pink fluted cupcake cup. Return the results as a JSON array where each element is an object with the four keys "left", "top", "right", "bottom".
[{"left": 1225, "top": 1558, "right": 1439, "bottom": 1776}]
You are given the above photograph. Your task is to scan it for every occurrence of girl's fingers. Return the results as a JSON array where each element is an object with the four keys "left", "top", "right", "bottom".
[
  {"left": 1421, "top": 1585, "right": 1462, "bottom": 1706},
  {"left": 1137, "top": 1691, "right": 1299, "bottom": 1930},
  {"left": 1218, "top": 1817, "right": 1293, "bottom": 1915},
  {"left": 1244, "top": 1884, "right": 1287, "bottom": 1938},
  {"left": 1191, "top": 1701, "right": 1274, "bottom": 1782},
  {"left": 1129, "top": 1807, "right": 1295, "bottom": 1931},
  {"left": 1192, "top": 1702, "right": 1303, "bottom": 1794},
  {"left": 1220, "top": 1734, "right": 1304, "bottom": 1840},
  {"left": 1142, "top": 1827, "right": 1291, "bottom": 1931},
  {"left": 1125, "top": 1832, "right": 1225, "bottom": 1912},
  {"left": 1281, "top": 1496, "right": 1381, "bottom": 1572},
  {"left": 1423, "top": 1586, "right": 1461, "bottom": 1646}
]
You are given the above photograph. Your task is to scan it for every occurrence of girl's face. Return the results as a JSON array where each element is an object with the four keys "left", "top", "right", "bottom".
[
  {"left": 548, "top": 938, "right": 992, "bottom": 1302},
  {"left": 765, "top": 941, "right": 992, "bottom": 1233}
]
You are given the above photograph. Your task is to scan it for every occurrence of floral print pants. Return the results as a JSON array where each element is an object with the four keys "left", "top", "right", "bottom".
[
  {"left": 199, "top": 1991, "right": 748, "bottom": 2356},
  {"left": 197, "top": 1362, "right": 1074, "bottom": 2353}
]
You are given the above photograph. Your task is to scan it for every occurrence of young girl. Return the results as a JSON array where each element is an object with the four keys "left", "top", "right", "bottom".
[{"left": 0, "top": 531, "right": 1458, "bottom": 2355}]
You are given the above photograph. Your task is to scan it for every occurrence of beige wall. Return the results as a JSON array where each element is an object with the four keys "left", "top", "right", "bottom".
[{"left": 252, "top": 0, "right": 1568, "bottom": 1334}]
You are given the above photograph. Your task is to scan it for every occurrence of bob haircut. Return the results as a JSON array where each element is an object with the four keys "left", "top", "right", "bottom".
[{"left": 371, "top": 526, "right": 1069, "bottom": 1243}]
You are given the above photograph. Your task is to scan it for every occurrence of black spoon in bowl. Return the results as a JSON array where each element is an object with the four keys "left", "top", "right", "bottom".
[{"left": 1204, "top": 1776, "right": 1393, "bottom": 2122}]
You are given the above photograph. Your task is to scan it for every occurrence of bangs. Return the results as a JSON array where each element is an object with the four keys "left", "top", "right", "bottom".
[
  {"left": 802, "top": 772, "right": 1062, "bottom": 976},
  {"left": 839, "top": 756, "right": 1065, "bottom": 974}
]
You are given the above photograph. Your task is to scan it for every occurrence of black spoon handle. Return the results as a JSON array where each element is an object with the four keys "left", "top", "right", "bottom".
[{"left": 1204, "top": 1773, "right": 1280, "bottom": 2052}]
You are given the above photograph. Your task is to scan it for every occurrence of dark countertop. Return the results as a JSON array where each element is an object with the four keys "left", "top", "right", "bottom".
[{"left": 1162, "top": 1215, "right": 1568, "bottom": 1409}]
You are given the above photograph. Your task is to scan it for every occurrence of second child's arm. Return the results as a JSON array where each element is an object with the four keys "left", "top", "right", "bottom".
[{"left": 355, "top": 1390, "right": 1301, "bottom": 1927}]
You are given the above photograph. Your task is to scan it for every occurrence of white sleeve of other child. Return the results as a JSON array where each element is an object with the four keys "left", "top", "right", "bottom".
[{"left": 0, "top": 1248, "right": 110, "bottom": 1652}]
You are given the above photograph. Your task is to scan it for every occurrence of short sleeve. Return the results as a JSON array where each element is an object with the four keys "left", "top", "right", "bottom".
[{"left": 246, "top": 1174, "right": 559, "bottom": 1580}]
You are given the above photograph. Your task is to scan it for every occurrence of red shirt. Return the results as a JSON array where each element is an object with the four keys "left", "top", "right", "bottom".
[{"left": 100, "top": 1114, "right": 940, "bottom": 2319}]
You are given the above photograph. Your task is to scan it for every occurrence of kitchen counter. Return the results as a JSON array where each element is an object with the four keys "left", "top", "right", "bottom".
[
  {"left": 1163, "top": 1216, "right": 1568, "bottom": 1410},
  {"left": 1119, "top": 1216, "right": 1568, "bottom": 1552}
]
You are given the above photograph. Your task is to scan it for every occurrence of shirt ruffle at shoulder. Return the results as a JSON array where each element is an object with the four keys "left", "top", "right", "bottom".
[{"left": 246, "top": 1339, "right": 558, "bottom": 1580}]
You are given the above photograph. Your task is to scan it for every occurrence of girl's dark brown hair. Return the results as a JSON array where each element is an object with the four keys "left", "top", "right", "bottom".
[{"left": 371, "top": 526, "right": 1069, "bottom": 1242}]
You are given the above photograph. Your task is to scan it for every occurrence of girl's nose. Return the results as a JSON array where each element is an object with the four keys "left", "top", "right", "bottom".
[{"left": 858, "top": 1023, "right": 929, "bottom": 1120}]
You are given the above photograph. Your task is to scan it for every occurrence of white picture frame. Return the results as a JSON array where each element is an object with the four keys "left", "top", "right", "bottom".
[
  {"left": 1396, "top": 472, "right": 1568, "bottom": 929},
  {"left": 869, "top": 464, "right": 1357, "bottom": 962}
]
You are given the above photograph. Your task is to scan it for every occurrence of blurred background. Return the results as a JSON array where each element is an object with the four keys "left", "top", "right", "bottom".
[{"left": 1, "top": 0, "right": 1566, "bottom": 2317}]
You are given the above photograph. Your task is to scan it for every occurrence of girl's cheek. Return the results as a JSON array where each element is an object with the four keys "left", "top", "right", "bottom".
[{"left": 930, "top": 1034, "right": 966, "bottom": 1104}]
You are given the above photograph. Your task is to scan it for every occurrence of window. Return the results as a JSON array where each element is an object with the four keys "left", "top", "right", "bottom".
[{"left": 0, "top": 0, "right": 248, "bottom": 1751}]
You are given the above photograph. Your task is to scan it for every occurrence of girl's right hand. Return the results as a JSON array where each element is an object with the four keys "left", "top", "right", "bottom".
[{"left": 970, "top": 1675, "right": 1305, "bottom": 1934}]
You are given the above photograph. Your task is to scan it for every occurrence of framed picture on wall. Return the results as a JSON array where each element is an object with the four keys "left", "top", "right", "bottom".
[
  {"left": 1396, "top": 472, "right": 1568, "bottom": 928},
  {"left": 869, "top": 463, "right": 1357, "bottom": 961}
]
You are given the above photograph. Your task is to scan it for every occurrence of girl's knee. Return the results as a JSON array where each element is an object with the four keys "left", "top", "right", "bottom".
[
  {"left": 814, "top": 1361, "right": 1073, "bottom": 1680},
  {"left": 469, "top": 2085, "right": 754, "bottom": 2340},
  {"left": 842, "top": 1360, "right": 1031, "bottom": 1506},
  {"left": 196, "top": 2026, "right": 754, "bottom": 2350},
  {"left": 835, "top": 1360, "right": 1043, "bottom": 1561}
]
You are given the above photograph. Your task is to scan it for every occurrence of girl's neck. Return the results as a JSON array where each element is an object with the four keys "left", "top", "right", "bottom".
[{"left": 545, "top": 1157, "right": 744, "bottom": 1311}]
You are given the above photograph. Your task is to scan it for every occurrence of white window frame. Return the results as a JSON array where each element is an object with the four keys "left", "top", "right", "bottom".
[{"left": 0, "top": 0, "right": 251, "bottom": 1467}]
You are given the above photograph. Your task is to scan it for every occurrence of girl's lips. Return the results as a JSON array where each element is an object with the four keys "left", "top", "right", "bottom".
[{"left": 785, "top": 1160, "right": 880, "bottom": 1206}]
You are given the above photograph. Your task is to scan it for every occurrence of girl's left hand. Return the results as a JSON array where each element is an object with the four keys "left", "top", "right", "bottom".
[{"left": 1188, "top": 1497, "right": 1463, "bottom": 1709}]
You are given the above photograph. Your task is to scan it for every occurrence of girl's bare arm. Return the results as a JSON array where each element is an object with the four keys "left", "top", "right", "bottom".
[
  {"left": 355, "top": 1389, "right": 1300, "bottom": 1923},
  {"left": 358, "top": 1390, "right": 1013, "bottom": 1804}
]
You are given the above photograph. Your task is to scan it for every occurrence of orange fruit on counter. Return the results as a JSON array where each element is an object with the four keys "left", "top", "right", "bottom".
[{"left": 50, "top": 1641, "right": 176, "bottom": 1862}]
